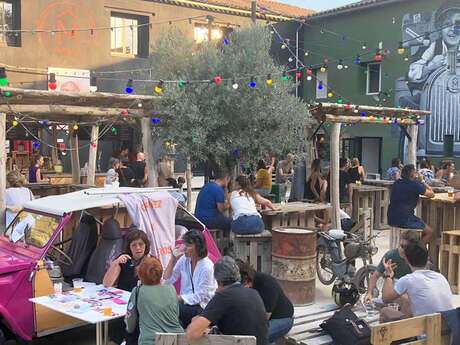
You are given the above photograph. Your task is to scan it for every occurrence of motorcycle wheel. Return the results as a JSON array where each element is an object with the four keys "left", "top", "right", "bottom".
[
  {"left": 316, "top": 245, "right": 337, "bottom": 285},
  {"left": 353, "top": 264, "right": 384, "bottom": 297}
]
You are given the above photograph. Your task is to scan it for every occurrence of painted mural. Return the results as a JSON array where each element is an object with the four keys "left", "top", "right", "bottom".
[{"left": 396, "top": 0, "right": 460, "bottom": 156}]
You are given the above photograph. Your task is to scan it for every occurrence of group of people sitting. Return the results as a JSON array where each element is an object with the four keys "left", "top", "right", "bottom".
[
  {"left": 386, "top": 156, "right": 456, "bottom": 185},
  {"left": 195, "top": 170, "right": 280, "bottom": 235},
  {"left": 103, "top": 229, "right": 293, "bottom": 345}
]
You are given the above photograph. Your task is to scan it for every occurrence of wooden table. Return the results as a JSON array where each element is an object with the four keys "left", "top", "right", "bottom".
[
  {"left": 261, "top": 202, "right": 331, "bottom": 230},
  {"left": 420, "top": 193, "right": 460, "bottom": 269},
  {"left": 352, "top": 184, "right": 387, "bottom": 232}
]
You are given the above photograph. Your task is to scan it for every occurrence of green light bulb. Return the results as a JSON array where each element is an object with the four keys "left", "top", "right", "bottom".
[{"left": 0, "top": 78, "right": 8, "bottom": 86}]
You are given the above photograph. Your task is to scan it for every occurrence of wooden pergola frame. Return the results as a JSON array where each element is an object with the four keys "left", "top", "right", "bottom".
[
  {"left": 311, "top": 103, "right": 431, "bottom": 229},
  {"left": 0, "top": 87, "right": 162, "bottom": 232}
]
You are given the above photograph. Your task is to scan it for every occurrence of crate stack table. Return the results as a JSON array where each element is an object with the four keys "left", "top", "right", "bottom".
[
  {"left": 351, "top": 184, "right": 387, "bottom": 233},
  {"left": 362, "top": 180, "right": 393, "bottom": 230}
]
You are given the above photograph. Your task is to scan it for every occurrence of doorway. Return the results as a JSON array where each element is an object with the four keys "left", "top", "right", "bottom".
[{"left": 361, "top": 137, "right": 382, "bottom": 175}]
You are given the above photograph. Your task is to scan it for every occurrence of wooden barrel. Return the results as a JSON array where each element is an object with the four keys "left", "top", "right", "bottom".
[{"left": 271, "top": 227, "right": 316, "bottom": 306}]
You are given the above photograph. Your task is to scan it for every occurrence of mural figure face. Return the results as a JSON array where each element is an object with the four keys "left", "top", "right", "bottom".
[{"left": 440, "top": 11, "right": 460, "bottom": 48}]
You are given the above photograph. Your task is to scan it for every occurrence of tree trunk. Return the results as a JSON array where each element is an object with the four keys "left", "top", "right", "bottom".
[
  {"left": 186, "top": 156, "right": 192, "bottom": 211},
  {"left": 407, "top": 125, "right": 418, "bottom": 167}
]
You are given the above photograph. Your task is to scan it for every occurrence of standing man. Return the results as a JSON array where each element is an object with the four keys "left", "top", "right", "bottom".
[
  {"left": 276, "top": 154, "right": 294, "bottom": 201},
  {"left": 195, "top": 169, "right": 232, "bottom": 230},
  {"left": 387, "top": 164, "right": 435, "bottom": 244},
  {"left": 157, "top": 155, "right": 172, "bottom": 187}
]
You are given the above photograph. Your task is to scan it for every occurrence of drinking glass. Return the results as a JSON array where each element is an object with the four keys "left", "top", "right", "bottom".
[
  {"left": 72, "top": 278, "right": 83, "bottom": 293},
  {"left": 448, "top": 187, "right": 454, "bottom": 198}
]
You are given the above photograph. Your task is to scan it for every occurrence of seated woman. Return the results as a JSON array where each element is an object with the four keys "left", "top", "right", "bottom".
[
  {"left": 348, "top": 158, "right": 366, "bottom": 182},
  {"left": 418, "top": 158, "right": 435, "bottom": 184},
  {"left": 103, "top": 230, "right": 150, "bottom": 345},
  {"left": 386, "top": 158, "right": 402, "bottom": 181},
  {"left": 254, "top": 160, "right": 272, "bottom": 197},
  {"left": 106, "top": 157, "right": 120, "bottom": 186},
  {"left": 436, "top": 160, "right": 455, "bottom": 183},
  {"left": 236, "top": 260, "right": 294, "bottom": 344},
  {"left": 125, "top": 257, "right": 184, "bottom": 345},
  {"left": 29, "top": 154, "right": 49, "bottom": 183},
  {"left": 304, "top": 159, "right": 327, "bottom": 202},
  {"left": 230, "top": 175, "right": 280, "bottom": 235},
  {"left": 163, "top": 230, "right": 217, "bottom": 328},
  {"left": 6, "top": 171, "right": 34, "bottom": 227}
]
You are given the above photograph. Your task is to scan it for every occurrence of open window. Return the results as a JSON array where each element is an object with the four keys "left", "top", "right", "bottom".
[
  {"left": 366, "top": 63, "right": 381, "bottom": 95},
  {"left": 110, "top": 12, "right": 149, "bottom": 57}
]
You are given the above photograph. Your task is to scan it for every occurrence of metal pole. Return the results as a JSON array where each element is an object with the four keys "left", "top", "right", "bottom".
[{"left": 251, "top": 1, "right": 257, "bottom": 23}]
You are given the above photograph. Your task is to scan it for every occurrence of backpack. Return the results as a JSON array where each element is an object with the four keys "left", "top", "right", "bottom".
[{"left": 320, "top": 304, "right": 371, "bottom": 345}]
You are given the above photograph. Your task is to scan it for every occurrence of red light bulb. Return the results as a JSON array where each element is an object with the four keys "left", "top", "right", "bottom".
[
  {"left": 215, "top": 76, "right": 222, "bottom": 84},
  {"left": 324, "top": 59, "right": 329, "bottom": 63},
  {"left": 296, "top": 72, "right": 301, "bottom": 78},
  {"left": 376, "top": 55, "right": 382, "bottom": 61},
  {"left": 122, "top": 110, "right": 128, "bottom": 115},
  {"left": 49, "top": 83, "right": 57, "bottom": 90},
  {"left": 307, "top": 69, "right": 312, "bottom": 75}
]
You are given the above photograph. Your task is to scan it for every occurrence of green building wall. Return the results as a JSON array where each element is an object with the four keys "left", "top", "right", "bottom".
[{"left": 300, "top": 0, "right": 456, "bottom": 174}]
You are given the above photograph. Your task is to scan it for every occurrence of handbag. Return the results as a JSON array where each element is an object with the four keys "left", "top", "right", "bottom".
[
  {"left": 320, "top": 304, "right": 371, "bottom": 345},
  {"left": 126, "top": 285, "right": 141, "bottom": 334}
]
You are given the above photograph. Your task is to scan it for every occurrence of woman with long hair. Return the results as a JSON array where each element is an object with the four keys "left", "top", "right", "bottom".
[
  {"left": 386, "top": 158, "right": 402, "bottom": 181},
  {"left": 29, "top": 154, "right": 49, "bottom": 183},
  {"left": 230, "top": 175, "right": 279, "bottom": 235},
  {"left": 348, "top": 157, "right": 366, "bottom": 182},
  {"left": 304, "top": 159, "right": 327, "bottom": 202}
]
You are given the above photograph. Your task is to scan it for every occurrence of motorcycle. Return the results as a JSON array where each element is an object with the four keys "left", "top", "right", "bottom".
[{"left": 316, "top": 229, "right": 381, "bottom": 307}]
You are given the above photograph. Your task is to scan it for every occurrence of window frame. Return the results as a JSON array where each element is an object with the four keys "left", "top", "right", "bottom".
[
  {"left": 0, "top": 0, "right": 21, "bottom": 47},
  {"left": 110, "top": 11, "right": 149, "bottom": 58},
  {"left": 366, "top": 62, "right": 381, "bottom": 95}
]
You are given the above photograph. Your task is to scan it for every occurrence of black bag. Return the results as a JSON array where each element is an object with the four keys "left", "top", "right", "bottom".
[{"left": 320, "top": 304, "right": 371, "bottom": 345}]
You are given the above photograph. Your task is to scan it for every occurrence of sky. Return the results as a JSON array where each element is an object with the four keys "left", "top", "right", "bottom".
[{"left": 275, "top": 0, "right": 359, "bottom": 11}]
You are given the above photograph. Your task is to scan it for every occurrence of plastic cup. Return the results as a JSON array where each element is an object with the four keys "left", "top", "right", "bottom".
[
  {"left": 387, "top": 303, "right": 399, "bottom": 311},
  {"left": 356, "top": 180, "right": 362, "bottom": 188},
  {"left": 53, "top": 282, "right": 62, "bottom": 295},
  {"left": 448, "top": 187, "right": 454, "bottom": 198},
  {"left": 103, "top": 307, "right": 112, "bottom": 317},
  {"left": 72, "top": 278, "right": 83, "bottom": 292}
]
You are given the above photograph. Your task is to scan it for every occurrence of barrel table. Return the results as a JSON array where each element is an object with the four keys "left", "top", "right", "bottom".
[{"left": 271, "top": 227, "right": 316, "bottom": 306}]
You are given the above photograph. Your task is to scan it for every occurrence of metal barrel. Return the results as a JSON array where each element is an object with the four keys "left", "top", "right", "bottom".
[{"left": 271, "top": 227, "right": 316, "bottom": 306}]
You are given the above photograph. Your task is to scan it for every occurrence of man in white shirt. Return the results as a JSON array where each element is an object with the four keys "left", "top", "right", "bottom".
[{"left": 381, "top": 241, "right": 453, "bottom": 321}]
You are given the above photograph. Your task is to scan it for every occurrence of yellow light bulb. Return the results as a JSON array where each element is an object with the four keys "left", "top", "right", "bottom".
[
  {"left": 320, "top": 67, "right": 326, "bottom": 73},
  {"left": 281, "top": 44, "right": 286, "bottom": 49},
  {"left": 328, "top": 92, "right": 333, "bottom": 98},
  {"left": 401, "top": 119, "right": 405, "bottom": 123},
  {"left": 12, "top": 120, "right": 18, "bottom": 126},
  {"left": 369, "top": 116, "right": 374, "bottom": 119},
  {"left": 155, "top": 86, "right": 162, "bottom": 94},
  {"left": 165, "top": 141, "right": 170, "bottom": 146},
  {"left": 266, "top": 79, "right": 272, "bottom": 85},
  {"left": 404, "top": 57, "right": 409, "bottom": 62},
  {"left": 305, "top": 51, "right": 309, "bottom": 56},
  {"left": 73, "top": 125, "right": 79, "bottom": 130},
  {"left": 397, "top": 48, "right": 405, "bottom": 55}
]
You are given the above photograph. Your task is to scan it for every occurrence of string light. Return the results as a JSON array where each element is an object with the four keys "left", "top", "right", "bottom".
[
  {"left": 304, "top": 51, "right": 309, "bottom": 56},
  {"left": 281, "top": 71, "right": 288, "bottom": 81},
  {"left": 73, "top": 124, "right": 79, "bottom": 130},
  {"left": 224, "top": 38, "right": 229, "bottom": 45},
  {"left": 338, "top": 98, "right": 343, "bottom": 104},
  {"left": 155, "top": 81, "right": 164, "bottom": 94},
  {"left": 295, "top": 71, "right": 301, "bottom": 78},
  {"left": 12, "top": 120, "right": 18, "bottom": 126},
  {"left": 320, "top": 64, "right": 327, "bottom": 73},
  {"left": 125, "top": 79, "right": 134, "bottom": 94},
  {"left": 0, "top": 68, "right": 8, "bottom": 86},
  {"left": 266, "top": 74, "right": 272, "bottom": 85},
  {"left": 375, "top": 49, "right": 382, "bottom": 61},
  {"left": 306, "top": 75, "right": 312, "bottom": 81},
  {"left": 232, "top": 80, "right": 239, "bottom": 89},
  {"left": 362, "top": 42, "right": 367, "bottom": 50},
  {"left": 306, "top": 68, "right": 313, "bottom": 75},
  {"left": 4, "top": 91, "right": 10, "bottom": 97},
  {"left": 214, "top": 76, "right": 222, "bottom": 84},
  {"left": 354, "top": 55, "right": 361, "bottom": 65},
  {"left": 48, "top": 73, "right": 57, "bottom": 90},
  {"left": 337, "top": 59, "right": 344, "bottom": 70},
  {"left": 249, "top": 76, "right": 256, "bottom": 88},
  {"left": 318, "top": 81, "right": 323, "bottom": 90},
  {"left": 327, "top": 92, "right": 333, "bottom": 98},
  {"left": 423, "top": 32, "right": 430, "bottom": 47},
  {"left": 281, "top": 44, "right": 286, "bottom": 49}
]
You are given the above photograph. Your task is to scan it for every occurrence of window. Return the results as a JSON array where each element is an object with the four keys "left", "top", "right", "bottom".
[
  {"left": 110, "top": 12, "right": 149, "bottom": 57},
  {"left": 316, "top": 70, "right": 327, "bottom": 99},
  {"left": 367, "top": 63, "right": 381, "bottom": 95},
  {"left": 0, "top": 0, "right": 21, "bottom": 47},
  {"left": 193, "top": 24, "right": 233, "bottom": 44}
]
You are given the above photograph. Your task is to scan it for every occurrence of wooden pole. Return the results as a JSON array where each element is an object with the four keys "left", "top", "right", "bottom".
[
  {"left": 330, "top": 123, "right": 341, "bottom": 229},
  {"left": 70, "top": 128, "right": 80, "bottom": 185},
  {"left": 0, "top": 113, "right": 6, "bottom": 233},
  {"left": 141, "top": 118, "right": 157, "bottom": 187},
  {"left": 51, "top": 127, "right": 58, "bottom": 166},
  {"left": 87, "top": 125, "right": 99, "bottom": 186},
  {"left": 407, "top": 125, "right": 418, "bottom": 167},
  {"left": 186, "top": 156, "right": 192, "bottom": 211}
]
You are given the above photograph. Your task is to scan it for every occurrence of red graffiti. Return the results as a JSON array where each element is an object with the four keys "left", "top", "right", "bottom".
[{"left": 37, "top": 2, "right": 97, "bottom": 56}]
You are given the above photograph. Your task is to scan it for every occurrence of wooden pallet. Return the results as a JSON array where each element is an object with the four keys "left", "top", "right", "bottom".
[
  {"left": 286, "top": 303, "right": 380, "bottom": 345},
  {"left": 233, "top": 230, "right": 272, "bottom": 273},
  {"left": 440, "top": 230, "right": 460, "bottom": 294}
]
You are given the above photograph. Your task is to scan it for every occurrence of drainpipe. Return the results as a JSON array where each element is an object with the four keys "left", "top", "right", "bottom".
[
  {"left": 295, "top": 23, "right": 302, "bottom": 98},
  {"left": 251, "top": 1, "right": 256, "bottom": 23}
]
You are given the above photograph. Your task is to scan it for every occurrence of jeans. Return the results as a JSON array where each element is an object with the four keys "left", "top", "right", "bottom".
[
  {"left": 404, "top": 214, "right": 426, "bottom": 229},
  {"left": 231, "top": 215, "right": 264, "bottom": 235},
  {"left": 269, "top": 317, "right": 294, "bottom": 343},
  {"left": 179, "top": 301, "right": 203, "bottom": 328},
  {"left": 255, "top": 188, "right": 271, "bottom": 197},
  {"left": 205, "top": 214, "right": 232, "bottom": 230}
]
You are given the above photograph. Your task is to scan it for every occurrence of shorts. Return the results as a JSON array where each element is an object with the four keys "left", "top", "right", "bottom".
[{"left": 403, "top": 215, "right": 426, "bottom": 230}]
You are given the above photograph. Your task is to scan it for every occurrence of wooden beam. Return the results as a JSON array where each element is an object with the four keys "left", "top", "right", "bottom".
[
  {"left": 0, "top": 104, "right": 145, "bottom": 118},
  {"left": 407, "top": 125, "right": 418, "bottom": 167},
  {"left": 325, "top": 114, "right": 423, "bottom": 125},
  {"left": 0, "top": 113, "right": 6, "bottom": 233},
  {"left": 320, "top": 103, "right": 431, "bottom": 117},
  {"left": 70, "top": 129, "right": 80, "bottom": 185},
  {"left": 330, "top": 123, "right": 341, "bottom": 229},
  {"left": 141, "top": 118, "right": 158, "bottom": 187},
  {"left": 87, "top": 125, "right": 99, "bottom": 186},
  {"left": 0, "top": 87, "right": 157, "bottom": 109}
]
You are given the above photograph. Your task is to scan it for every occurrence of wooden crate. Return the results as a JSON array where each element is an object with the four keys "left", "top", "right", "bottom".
[
  {"left": 440, "top": 230, "right": 460, "bottom": 294},
  {"left": 390, "top": 227, "right": 423, "bottom": 249},
  {"left": 208, "top": 228, "right": 230, "bottom": 255},
  {"left": 233, "top": 230, "right": 272, "bottom": 273}
]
